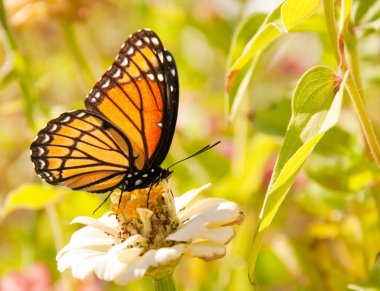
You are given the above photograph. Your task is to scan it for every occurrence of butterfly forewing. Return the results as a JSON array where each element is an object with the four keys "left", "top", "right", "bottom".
[
  {"left": 30, "top": 110, "right": 132, "bottom": 192},
  {"left": 85, "top": 29, "right": 179, "bottom": 168},
  {"left": 31, "top": 29, "right": 179, "bottom": 194}
]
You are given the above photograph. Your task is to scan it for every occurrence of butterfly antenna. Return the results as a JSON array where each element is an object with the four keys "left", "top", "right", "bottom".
[
  {"left": 168, "top": 141, "right": 221, "bottom": 169},
  {"left": 93, "top": 190, "right": 114, "bottom": 215}
]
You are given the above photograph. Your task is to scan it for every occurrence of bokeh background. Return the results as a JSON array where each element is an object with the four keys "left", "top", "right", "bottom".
[{"left": 1, "top": 0, "right": 380, "bottom": 290}]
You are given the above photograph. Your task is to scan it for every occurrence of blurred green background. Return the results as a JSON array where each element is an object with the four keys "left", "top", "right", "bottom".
[{"left": 1, "top": 0, "right": 380, "bottom": 290}]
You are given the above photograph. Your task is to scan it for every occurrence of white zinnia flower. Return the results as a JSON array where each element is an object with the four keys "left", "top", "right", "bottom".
[{"left": 56, "top": 183, "right": 244, "bottom": 285}]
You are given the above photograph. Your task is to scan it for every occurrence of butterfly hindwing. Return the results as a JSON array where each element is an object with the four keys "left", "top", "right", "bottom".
[
  {"left": 30, "top": 110, "right": 133, "bottom": 193},
  {"left": 85, "top": 29, "right": 179, "bottom": 169}
]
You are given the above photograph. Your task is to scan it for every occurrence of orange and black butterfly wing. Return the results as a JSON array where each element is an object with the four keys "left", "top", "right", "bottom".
[
  {"left": 30, "top": 110, "right": 133, "bottom": 193},
  {"left": 84, "top": 29, "right": 179, "bottom": 170}
]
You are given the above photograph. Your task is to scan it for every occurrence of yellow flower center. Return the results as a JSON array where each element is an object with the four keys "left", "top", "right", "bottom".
[{"left": 109, "top": 183, "right": 179, "bottom": 249}]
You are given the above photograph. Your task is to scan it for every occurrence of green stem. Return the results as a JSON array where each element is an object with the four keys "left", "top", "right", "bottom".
[
  {"left": 322, "top": 0, "right": 339, "bottom": 63},
  {"left": 0, "top": 0, "right": 39, "bottom": 130},
  {"left": 323, "top": 0, "right": 380, "bottom": 167},
  {"left": 151, "top": 273, "right": 177, "bottom": 291},
  {"left": 346, "top": 29, "right": 365, "bottom": 99},
  {"left": 345, "top": 74, "right": 380, "bottom": 165}
]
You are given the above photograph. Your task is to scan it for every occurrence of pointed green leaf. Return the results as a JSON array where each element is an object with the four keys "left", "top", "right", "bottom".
[
  {"left": 229, "top": 23, "right": 283, "bottom": 74},
  {"left": 249, "top": 67, "right": 349, "bottom": 283},
  {"left": 1, "top": 184, "right": 61, "bottom": 216},
  {"left": 281, "top": 0, "right": 321, "bottom": 30},
  {"left": 226, "top": 4, "right": 284, "bottom": 121}
]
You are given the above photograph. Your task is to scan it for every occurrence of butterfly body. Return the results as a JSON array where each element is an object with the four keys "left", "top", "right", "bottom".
[
  {"left": 121, "top": 167, "right": 172, "bottom": 192},
  {"left": 30, "top": 29, "right": 178, "bottom": 194}
]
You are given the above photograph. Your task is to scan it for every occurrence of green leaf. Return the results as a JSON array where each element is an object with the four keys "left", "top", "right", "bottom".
[
  {"left": 229, "top": 23, "right": 283, "bottom": 73},
  {"left": 225, "top": 13, "right": 266, "bottom": 121},
  {"left": 281, "top": 0, "right": 321, "bottom": 30},
  {"left": 1, "top": 184, "right": 61, "bottom": 216},
  {"left": 248, "top": 67, "right": 349, "bottom": 283},
  {"left": 226, "top": 4, "right": 284, "bottom": 120}
]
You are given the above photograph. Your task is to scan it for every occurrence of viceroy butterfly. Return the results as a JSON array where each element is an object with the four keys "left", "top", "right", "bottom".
[{"left": 30, "top": 29, "right": 179, "bottom": 194}]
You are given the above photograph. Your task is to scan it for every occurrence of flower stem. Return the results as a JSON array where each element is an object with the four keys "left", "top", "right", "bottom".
[{"left": 152, "top": 274, "right": 177, "bottom": 291}]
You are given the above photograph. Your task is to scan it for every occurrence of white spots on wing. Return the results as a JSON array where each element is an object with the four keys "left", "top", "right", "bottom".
[
  {"left": 135, "top": 179, "right": 142, "bottom": 186},
  {"left": 101, "top": 79, "right": 110, "bottom": 89},
  {"left": 120, "top": 56, "right": 129, "bottom": 67},
  {"left": 157, "top": 73, "right": 164, "bottom": 82},
  {"left": 158, "top": 52, "right": 164, "bottom": 63},
  {"left": 37, "top": 173, "right": 43, "bottom": 179},
  {"left": 33, "top": 135, "right": 39, "bottom": 142},
  {"left": 156, "top": 122, "right": 163, "bottom": 128},
  {"left": 49, "top": 124, "right": 58, "bottom": 132},
  {"left": 135, "top": 39, "right": 143, "bottom": 47},
  {"left": 142, "top": 174, "right": 148, "bottom": 178},
  {"left": 41, "top": 134, "right": 50, "bottom": 143},
  {"left": 151, "top": 168, "right": 155, "bottom": 172},
  {"left": 134, "top": 172, "right": 138, "bottom": 176},
  {"left": 144, "top": 36, "right": 150, "bottom": 43},
  {"left": 170, "top": 85, "right": 174, "bottom": 92},
  {"left": 94, "top": 91, "right": 101, "bottom": 98},
  {"left": 127, "top": 47, "right": 134, "bottom": 55},
  {"left": 112, "top": 68, "right": 122, "bottom": 78},
  {"left": 171, "top": 69, "right": 176, "bottom": 77},
  {"left": 37, "top": 147, "right": 44, "bottom": 156},
  {"left": 90, "top": 97, "right": 97, "bottom": 103},
  {"left": 38, "top": 159, "right": 46, "bottom": 169},
  {"left": 121, "top": 42, "right": 126, "bottom": 49},
  {"left": 76, "top": 111, "right": 86, "bottom": 118},
  {"left": 166, "top": 54, "right": 173, "bottom": 62},
  {"left": 147, "top": 73, "right": 155, "bottom": 81},
  {"left": 48, "top": 175, "right": 54, "bottom": 182},
  {"left": 60, "top": 115, "right": 71, "bottom": 123},
  {"left": 151, "top": 37, "right": 159, "bottom": 45},
  {"left": 127, "top": 174, "right": 132, "bottom": 178}
]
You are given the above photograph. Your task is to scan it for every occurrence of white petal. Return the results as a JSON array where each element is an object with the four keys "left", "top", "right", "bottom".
[
  {"left": 115, "top": 245, "right": 184, "bottom": 285},
  {"left": 185, "top": 242, "right": 226, "bottom": 261},
  {"left": 113, "top": 234, "right": 147, "bottom": 263},
  {"left": 58, "top": 249, "right": 109, "bottom": 280},
  {"left": 71, "top": 213, "right": 118, "bottom": 236},
  {"left": 178, "top": 198, "right": 241, "bottom": 227},
  {"left": 168, "top": 217, "right": 235, "bottom": 245},
  {"left": 174, "top": 183, "right": 211, "bottom": 212},
  {"left": 202, "top": 226, "right": 235, "bottom": 244},
  {"left": 57, "top": 227, "right": 113, "bottom": 260},
  {"left": 93, "top": 251, "right": 130, "bottom": 281},
  {"left": 167, "top": 216, "right": 205, "bottom": 241}
]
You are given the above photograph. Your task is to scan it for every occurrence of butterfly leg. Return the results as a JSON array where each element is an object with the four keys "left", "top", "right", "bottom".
[
  {"left": 146, "top": 184, "right": 154, "bottom": 208},
  {"left": 118, "top": 188, "right": 125, "bottom": 209},
  {"left": 93, "top": 189, "right": 114, "bottom": 215}
]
